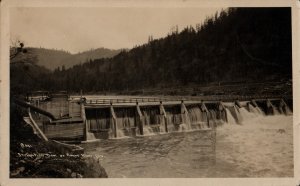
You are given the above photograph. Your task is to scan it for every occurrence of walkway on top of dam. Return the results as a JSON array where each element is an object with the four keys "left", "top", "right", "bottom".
[{"left": 72, "top": 94, "right": 291, "bottom": 108}]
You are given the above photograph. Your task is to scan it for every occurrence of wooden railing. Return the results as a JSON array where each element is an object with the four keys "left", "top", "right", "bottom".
[{"left": 82, "top": 94, "right": 292, "bottom": 105}]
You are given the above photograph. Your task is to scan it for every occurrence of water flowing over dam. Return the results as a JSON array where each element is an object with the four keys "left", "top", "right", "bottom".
[
  {"left": 81, "top": 97, "right": 291, "bottom": 140},
  {"left": 23, "top": 95, "right": 293, "bottom": 177},
  {"left": 28, "top": 96, "right": 293, "bottom": 139},
  {"left": 82, "top": 98, "right": 292, "bottom": 177},
  {"left": 26, "top": 95, "right": 292, "bottom": 141}
]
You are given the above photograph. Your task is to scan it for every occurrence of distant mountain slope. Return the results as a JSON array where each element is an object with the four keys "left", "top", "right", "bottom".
[
  {"left": 26, "top": 48, "right": 71, "bottom": 70},
  {"left": 11, "top": 8, "right": 292, "bottom": 94},
  {"left": 27, "top": 47, "right": 122, "bottom": 70},
  {"left": 47, "top": 7, "right": 291, "bottom": 92}
]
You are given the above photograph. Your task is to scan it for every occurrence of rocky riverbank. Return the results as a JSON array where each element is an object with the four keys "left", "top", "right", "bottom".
[{"left": 10, "top": 101, "right": 108, "bottom": 178}]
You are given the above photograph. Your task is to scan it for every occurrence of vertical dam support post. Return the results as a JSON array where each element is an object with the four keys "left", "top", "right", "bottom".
[
  {"left": 218, "top": 101, "right": 227, "bottom": 123},
  {"left": 251, "top": 99, "right": 258, "bottom": 107},
  {"left": 235, "top": 100, "right": 242, "bottom": 108},
  {"left": 181, "top": 100, "right": 191, "bottom": 129},
  {"left": 266, "top": 99, "right": 275, "bottom": 115},
  {"left": 110, "top": 103, "right": 117, "bottom": 138},
  {"left": 279, "top": 99, "right": 291, "bottom": 115},
  {"left": 278, "top": 99, "right": 284, "bottom": 114},
  {"left": 180, "top": 100, "right": 185, "bottom": 124},
  {"left": 136, "top": 102, "right": 144, "bottom": 135},
  {"left": 234, "top": 100, "right": 243, "bottom": 123},
  {"left": 159, "top": 101, "right": 168, "bottom": 133},
  {"left": 201, "top": 101, "right": 210, "bottom": 128},
  {"left": 223, "top": 101, "right": 242, "bottom": 124},
  {"left": 250, "top": 99, "right": 263, "bottom": 114},
  {"left": 81, "top": 103, "right": 88, "bottom": 141},
  {"left": 81, "top": 103, "right": 97, "bottom": 142}
]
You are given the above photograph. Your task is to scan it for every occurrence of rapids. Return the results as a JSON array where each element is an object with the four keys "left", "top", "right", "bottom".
[{"left": 85, "top": 106, "right": 293, "bottom": 177}]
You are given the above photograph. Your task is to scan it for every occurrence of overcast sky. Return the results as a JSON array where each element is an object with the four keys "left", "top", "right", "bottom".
[{"left": 10, "top": 7, "right": 223, "bottom": 54}]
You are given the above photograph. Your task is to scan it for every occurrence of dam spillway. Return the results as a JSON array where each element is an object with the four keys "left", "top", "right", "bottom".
[
  {"left": 19, "top": 94, "right": 293, "bottom": 178},
  {"left": 24, "top": 95, "right": 292, "bottom": 142},
  {"left": 81, "top": 97, "right": 292, "bottom": 141}
]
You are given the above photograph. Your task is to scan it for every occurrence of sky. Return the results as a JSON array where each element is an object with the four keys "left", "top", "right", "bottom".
[{"left": 10, "top": 7, "right": 223, "bottom": 54}]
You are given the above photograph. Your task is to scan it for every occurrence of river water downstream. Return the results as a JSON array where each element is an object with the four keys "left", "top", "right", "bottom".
[{"left": 85, "top": 109, "right": 293, "bottom": 177}]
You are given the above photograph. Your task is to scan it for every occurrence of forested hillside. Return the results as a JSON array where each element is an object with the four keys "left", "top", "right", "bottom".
[{"left": 10, "top": 8, "right": 292, "bottom": 95}]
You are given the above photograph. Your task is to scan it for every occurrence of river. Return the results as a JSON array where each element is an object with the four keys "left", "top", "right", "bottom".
[{"left": 84, "top": 109, "right": 293, "bottom": 178}]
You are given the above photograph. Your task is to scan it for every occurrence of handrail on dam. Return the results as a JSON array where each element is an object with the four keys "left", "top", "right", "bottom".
[
  {"left": 17, "top": 93, "right": 292, "bottom": 142},
  {"left": 82, "top": 94, "right": 292, "bottom": 105}
]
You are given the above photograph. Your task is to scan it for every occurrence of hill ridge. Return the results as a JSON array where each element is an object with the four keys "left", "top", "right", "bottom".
[{"left": 26, "top": 47, "right": 123, "bottom": 70}]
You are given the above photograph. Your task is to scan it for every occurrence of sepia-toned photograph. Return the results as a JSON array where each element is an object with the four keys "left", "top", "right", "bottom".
[{"left": 1, "top": 0, "right": 298, "bottom": 183}]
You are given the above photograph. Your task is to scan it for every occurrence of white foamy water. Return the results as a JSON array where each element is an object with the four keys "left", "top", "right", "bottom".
[
  {"left": 225, "top": 108, "right": 237, "bottom": 125},
  {"left": 217, "top": 113, "right": 293, "bottom": 177},
  {"left": 249, "top": 104, "right": 264, "bottom": 116},
  {"left": 116, "top": 129, "right": 125, "bottom": 138},
  {"left": 272, "top": 106, "right": 280, "bottom": 115},
  {"left": 85, "top": 107, "right": 293, "bottom": 177},
  {"left": 178, "top": 123, "right": 190, "bottom": 132},
  {"left": 239, "top": 107, "right": 258, "bottom": 122},
  {"left": 142, "top": 127, "right": 155, "bottom": 136}
]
